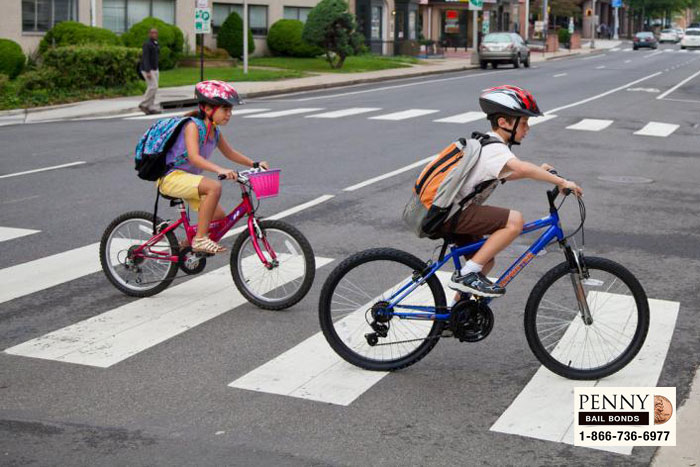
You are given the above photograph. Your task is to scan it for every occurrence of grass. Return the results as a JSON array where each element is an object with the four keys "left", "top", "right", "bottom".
[
  {"left": 158, "top": 67, "right": 306, "bottom": 87},
  {"left": 0, "top": 80, "right": 145, "bottom": 111},
  {"left": 248, "top": 55, "right": 422, "bottom": 73}
]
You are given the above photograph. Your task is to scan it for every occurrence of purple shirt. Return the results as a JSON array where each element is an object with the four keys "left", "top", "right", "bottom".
[{"left": 165, "top": 119, "right": 220, "bottom": 175}]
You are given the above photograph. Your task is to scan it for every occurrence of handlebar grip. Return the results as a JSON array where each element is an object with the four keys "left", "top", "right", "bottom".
[
  {"left": 548, "top": 169, "right": 559, "bottom": 176},
  {"left": 563, "top": 188, "right": 572, "bottom": 196},
  {"left": 217, "top": 174, "right": 227, "bottom": 180}
]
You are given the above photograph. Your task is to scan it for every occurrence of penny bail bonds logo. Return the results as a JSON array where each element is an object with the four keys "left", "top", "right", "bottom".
[{"left": 574, "top": 387, "right": 676, "bottom": 447}]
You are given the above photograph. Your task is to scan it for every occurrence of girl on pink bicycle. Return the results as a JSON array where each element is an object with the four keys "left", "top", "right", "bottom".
[{"left": 158, "top": 80, "right": 269, "bottom": 255}]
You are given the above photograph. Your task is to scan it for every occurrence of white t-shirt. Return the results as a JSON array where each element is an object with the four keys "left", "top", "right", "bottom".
[{"left": 456, "top": 132, "right": 516, "bottom": 206}]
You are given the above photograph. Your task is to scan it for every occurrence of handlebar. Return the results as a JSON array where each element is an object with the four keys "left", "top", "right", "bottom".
[{"left": 217, "top": 167, "right": 265, "bottom": 182}]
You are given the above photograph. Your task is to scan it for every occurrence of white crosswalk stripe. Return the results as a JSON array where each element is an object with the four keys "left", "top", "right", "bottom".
[
  {"left": 244, "top": 108, "right": 324, "bottom": 119},
  {"left": 623, "top": 48, "right": 633, "bottom": 51},
  {"left": 4, "top": 257, "right": 334, "bottom": 367},
  {"left": 434, "top": 111, "right": 485, "bottom": 124},
  {"left": 305, "top": 107, "right": 381, "bottom": 119},
  {"left": 0, "top": 227, "right": 40, "bottom": 243},
  {"left": 611, "top": 47, "right": 621, "bottom": 51},
  {"left": 566, "top": 119, "right": 614, "bottom": 132},
  {"left": 529, "top": 114, "right": 558, "bottom": 126},
  {"left": 634, "top": 121, "right": 680, "bottom": 137},
  {"left": 369, "top": 109, "right": 439, "bottom": 121}
]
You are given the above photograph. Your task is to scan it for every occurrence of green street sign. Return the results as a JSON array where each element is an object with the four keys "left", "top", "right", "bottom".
[
  {"left": 469, "top": 0, "right": 483, "bottom": 10},
  {"left": 195, "top": 8, "right": 211, "bottom": 34}
]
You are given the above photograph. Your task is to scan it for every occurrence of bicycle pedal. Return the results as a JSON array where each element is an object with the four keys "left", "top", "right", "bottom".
[{"left": 194, "top": 252, "right": 215, "bottom": 258}]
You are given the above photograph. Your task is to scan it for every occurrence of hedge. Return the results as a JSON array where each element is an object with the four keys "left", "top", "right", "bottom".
[
  {"left": 0, "top": 39, "right": 26, "bottom": 79},
  {"left": 39, "top": 21, "right": 121, "bottom": 54},
  {"left": 121, "top": 17, "right": 184, "bottom": 70},
  {"left": 217, "top": 11, "right": 255, "bottom": 59},
  {"left": 41, "top": 45, "right": 141, "bottom": 89},
  {"left": 267, "top": 19, "right": 322, "bottom": 58}
]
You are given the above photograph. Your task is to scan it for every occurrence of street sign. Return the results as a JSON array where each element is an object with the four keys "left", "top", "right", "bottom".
[
  {"left": 612, "top": 0, "right": 622, "bottom": 7},
  {"left": 482, "top": 10, "right": 490, "bottom": 34},
  {"left": 195, "top": 8, "right": 211, "bottom": 34},
  {"left": 195, "top": 0, "right": 209, "bottom": 7},
  {"left": 568, "top": 17, "right": 574, "bottom": 33},
  {"left": 534, "top": 20, "right": 545, "bottom": 32},
  {"left": 469, "top": 0, "right": 483, "bottom": 11}
]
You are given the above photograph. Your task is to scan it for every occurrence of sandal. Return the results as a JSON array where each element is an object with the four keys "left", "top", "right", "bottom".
[{"left": 191, "top": 236, "right": 227, "bottom": 254}]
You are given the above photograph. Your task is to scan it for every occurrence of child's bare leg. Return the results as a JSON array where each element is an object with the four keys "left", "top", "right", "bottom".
[
  {"left": 196, "top": 178, "right": 222, "bottom": 238},
  {"left": 470, "top": 210, "right": 524, "bottom": 266}
]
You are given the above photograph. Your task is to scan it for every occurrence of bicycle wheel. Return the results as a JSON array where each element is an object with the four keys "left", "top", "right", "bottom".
[
  {"left": 230, "top": 220, "right": 315, "bottom": 310},
  {"left": 100, "top": 211, "right": 179, "bottom": 297},
  {"left": 524, "top": 257, "right": 649, "bottom": 380},
  {"left": 319, "top": 248, "right": 446, "bottom": 372}
]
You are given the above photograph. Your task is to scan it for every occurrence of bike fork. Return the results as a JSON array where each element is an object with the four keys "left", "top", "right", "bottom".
[{"left": 564, "top": 245, "right": 593, "bottom": 325}]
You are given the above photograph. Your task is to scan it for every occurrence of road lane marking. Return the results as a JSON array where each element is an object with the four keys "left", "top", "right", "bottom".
[
  {"left": 490, "top": 296, "right": 679, "bottom": 455},
  {"left": 5, "top": 257, "right": 334, "bottom": 367},
  {"left": 595, "top": 65, "right": 606, "bottom": 69},
  {"left": 546, "top": 71, "right": 662, "bottom": 114},
  {"left": 644, "top": 51, "right": 664, "bottom": 58},
  {"left": 229, "top": 272, "right": 451, "bottom": 405},
  {"left": 656, "top": 68, "right": 700, "bottom": 99},
  {"left": 0, "top": 161, "right": 86, "bottom": 180},
  {"left": 125, "top": 111, "right": 190, "bottom": 120},
  {"left": 611, "top": 48, "right": 621, "bottom": 51},
  {"left": 306, "top": 107, "right": 381, "bottom": 119},
  {"left": 634, "top": 122, "right": 679, "bottom": 137},
  {"left": 369, "top": 109, "right": 439, "bottom": 121},
  {"left": 553, "top": 73, "right": 568, "bottom": 77},
  {"left": 529, "top": 114, "right": 558, "bottom": 125},
  {"left": 0, "top": 194, "right": 335, "bottom": 305},
  {"left": 0, "top": 227, "right": 40, "bottom": 243},
  {"left": 566, "top": 119, "right": 614, "bottom": 131},
  {"left": 624, "top": 59, "right": 632, "bottom": 63},
  {"left": 244, "top": 108, "right": 324, "bottom": 118},
  {"left": 623, "top": 48, "right": 632, "bottom": 51},
  {"left": 343, "top": 156, "right": 435, "bottom": 192},
  {"left": 434, "top": 111, "right": 485, "bottom": 124}
]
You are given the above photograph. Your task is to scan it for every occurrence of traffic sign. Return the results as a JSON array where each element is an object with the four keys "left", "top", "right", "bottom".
[
  {"left": 195, "top": 8, "right": 211, "bottom": 34},
  {"left": 612, "top": 0, "right": 622, "bottom": 7},
  {"left": 469, "top": 0, "right": 483, "bottom": 11}
]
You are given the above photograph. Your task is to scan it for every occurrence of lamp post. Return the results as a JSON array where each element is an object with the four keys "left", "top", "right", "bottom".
[{"left": 243, "top": 0, "right": 248, "bottom": 74}]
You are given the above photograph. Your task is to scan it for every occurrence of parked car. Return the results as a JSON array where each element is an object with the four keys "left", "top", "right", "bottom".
[
  {"left": 659, "top": 29, "right": 679, "bottom": 43},
  {"left": 478, "top": 32, "right": 531, "bottom": 69},
  {"left": 680, "top": 28, "right": 700, "bottom": 49},
  {"left": 633, "top": 32, "right": 658, "bottom": 50},
  {"left": 674, "top": 28, "right": 685, "bottom": 39}
]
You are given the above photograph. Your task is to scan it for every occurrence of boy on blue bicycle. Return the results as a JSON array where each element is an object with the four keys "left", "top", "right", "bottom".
[{"left": 441, "top": 85, "right": 583, "bottom": 298}]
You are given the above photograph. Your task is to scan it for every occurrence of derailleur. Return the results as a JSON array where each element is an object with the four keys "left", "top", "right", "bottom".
[
  {"left": 364, "top": 301, "right": 391, "bottom": 346},
  {"left": 448, "top": 298, "right": 494, "bottom": 342}
]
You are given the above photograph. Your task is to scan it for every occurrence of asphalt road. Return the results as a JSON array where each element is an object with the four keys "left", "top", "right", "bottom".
[{"left": 1, "top": 42, "right": 699, "bottom": 466}]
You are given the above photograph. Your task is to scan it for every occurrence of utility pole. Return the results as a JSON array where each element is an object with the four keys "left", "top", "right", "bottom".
[
  {"left": 591, "top": 0, "right": 596, "bottom": 48},
  {"left": 243, "top": 0, "right": 249, "bottom": 74},
  {"left": 525, "top": 0, "right": 529, "bottom": 40}
]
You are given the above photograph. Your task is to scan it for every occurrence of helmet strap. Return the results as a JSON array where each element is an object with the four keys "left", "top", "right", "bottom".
[
  {"left": 497, "top": 116, "right": 521, "bottom": 148},
  {"left": 200, "top": 104, "right": 220, "bottom": 141}
]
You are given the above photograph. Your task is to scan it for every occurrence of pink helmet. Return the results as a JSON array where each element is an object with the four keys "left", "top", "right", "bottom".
[{"left": 195, "top": 80, "right": 242, "bottom": 106}]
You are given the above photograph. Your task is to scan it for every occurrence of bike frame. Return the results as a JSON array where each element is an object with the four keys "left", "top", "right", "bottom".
[
  {"left": 385, "top": 205, "right": 567, "bottom": 322},
  {"left": 131, "top": 186, "right": 277, "bottom": 268}
]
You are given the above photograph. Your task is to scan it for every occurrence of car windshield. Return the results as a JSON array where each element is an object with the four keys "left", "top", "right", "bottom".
[
  {"left": 483, "top": 33, "right": 512, "bottom": 43},
  {"left": 687, "top": 30, "right": 700, "bottom": 36},
  {"left": 636, "top": 33, "right": 653, "bottom": 37},
  {"left": 661, "top": 29, "right": 673, "bottom": 33}
]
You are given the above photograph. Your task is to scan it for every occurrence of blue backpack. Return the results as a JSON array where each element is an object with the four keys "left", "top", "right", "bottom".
[{"left": 134, "top": 116, "right": 207, "bottom": 181}]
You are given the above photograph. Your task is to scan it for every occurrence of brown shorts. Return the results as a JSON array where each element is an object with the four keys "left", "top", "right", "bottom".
[{"left": 437, "top": 204, "right": 510, "bottom": 247}]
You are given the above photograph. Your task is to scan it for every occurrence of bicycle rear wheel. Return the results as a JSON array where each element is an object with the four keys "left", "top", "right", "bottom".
[
  {"left": 319, "top": 248, "right": 446, "bottom": 372},
  {"left": 524, "top": 257, "right": 649, "bottom": 380},
  {"left": 100, "top": 211, "right": 179, "bottom": 297}
]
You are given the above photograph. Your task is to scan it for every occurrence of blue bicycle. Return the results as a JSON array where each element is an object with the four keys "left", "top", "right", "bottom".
[{"left": 319, "top": 184, "right": 649, "bottom": 380}]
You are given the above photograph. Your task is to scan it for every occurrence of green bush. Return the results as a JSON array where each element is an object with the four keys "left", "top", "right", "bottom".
[
  {"left": 19, "top": 67, "right": 62, "bottom": 91},
  {"left": 267, "top": 19, "right": 323, "bottom": 58},
  {"left": 0, "top": 73, "right": 9, "bottom": 93},
  {"left": 217, "top": 11, "right": 255, "bottom": 59},
  {"left": 41, "top": 45, "right": 141, "bottom": 89},
  {"left": 0, "top": 39, "right": 26, "bottom": 79},
  {"left": 302, "top": 0, "right": 365, "bottom": 68},
  {"left": 121, "top": 17, "right": 184, "bottom": 70},
  {"left": 558, "top": 28, "right": 571, "bottom": 45},
  {"left": 39, "top": 21, "right": 121, "bottom": 54}
]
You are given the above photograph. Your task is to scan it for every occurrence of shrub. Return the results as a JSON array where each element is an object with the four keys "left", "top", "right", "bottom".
[
  {"left": 302, "top": 0, "right": 365, "bottom": 68},
  {"left": 121, "top": 17, "right": 184, "bottom": 70},
  {"left": 267, "top": 19, "right": 323, "bottom": 58},
  {"left": 558, "top": 28, "right": 571, "bottom": 45},
  {"left": 39, "top": 21, "right": 121, "bottom": 54},
  {"left": 42, "top": 45, "right": 141, "bottom": 89},
  {"left": 217, "top": 11, "right": 255, "bottom": 59},
  {"left": 0, "top": 73, "right": 9, "bottom": 93},
  {"left": 0, "top": 39, "right": 26, "bottom": 79},
  {"left": 19, "top": 67, "right": 62, "bottom": 91}
]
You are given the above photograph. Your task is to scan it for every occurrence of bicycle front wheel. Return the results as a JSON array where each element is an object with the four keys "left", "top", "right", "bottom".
[
  {"left": 319, "top": 248, "right": 446, "bottom": 372},
  {"left": 524, "top": 257, "right": 649, "bottom": 380}
]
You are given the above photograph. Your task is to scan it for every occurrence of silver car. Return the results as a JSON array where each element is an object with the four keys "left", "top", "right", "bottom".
[{"left": 478, "top": 32, "right": 531, "bottom": 69}]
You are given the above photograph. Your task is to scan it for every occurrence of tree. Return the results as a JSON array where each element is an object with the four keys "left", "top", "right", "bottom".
[
  {"left": 216, "top": 11, "right": 254, "bottom": 59},
  {"left": 302, "top": 0, "right": 365, "bottom": 69}
]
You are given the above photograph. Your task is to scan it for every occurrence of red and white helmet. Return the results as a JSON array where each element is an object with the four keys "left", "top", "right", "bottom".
[
  {"left": 195, "top": 80, "right": 242, "bottom": 106},
  {"left": 479, "top": 85, "right": 542, "bottom": 117}
]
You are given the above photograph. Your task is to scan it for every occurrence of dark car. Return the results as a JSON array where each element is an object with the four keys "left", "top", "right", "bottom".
[
  {"left": 633, "top": 32, "right": 658, "bottom": 50},
  {"left": 478, "top": 32, "right": 531, "bottom": 69}
]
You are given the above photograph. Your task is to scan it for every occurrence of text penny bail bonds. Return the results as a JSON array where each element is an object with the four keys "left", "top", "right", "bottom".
[{"left": 574, "top": 387, "right": 676, "bottom": 447}]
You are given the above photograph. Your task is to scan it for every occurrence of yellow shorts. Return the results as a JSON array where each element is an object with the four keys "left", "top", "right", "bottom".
[{"left": 157, "top": 170, "right": 204, "bottom": 211}]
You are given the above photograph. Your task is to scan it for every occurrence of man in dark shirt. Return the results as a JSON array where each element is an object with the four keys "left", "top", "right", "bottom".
[{"left": 139, "top": 28, "right": 161, "bottom": 114}]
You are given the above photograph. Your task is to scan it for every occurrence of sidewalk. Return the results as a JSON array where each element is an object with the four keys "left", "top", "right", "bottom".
[{"left": 0, "top": 42, "right": 617, "bottom": 126}]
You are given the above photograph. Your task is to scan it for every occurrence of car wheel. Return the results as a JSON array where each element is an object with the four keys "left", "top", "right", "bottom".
[
  {"left": 492, "top": 62, "right": 498, "bottom": 69},
  {"left": 513, "top": 54, "right": 521, "bottom": 68},
  {"left": 524, "top": 53, "right": 530, "bottom": 68},
  {"left": 480, "top": 60, "right": 487, "bottom": 69},
  {"left": 633, "top": 45, "right": 638, "bottom": 50},
  {"left": 681, "top": 45, "right": 686, "bottom": 49}
]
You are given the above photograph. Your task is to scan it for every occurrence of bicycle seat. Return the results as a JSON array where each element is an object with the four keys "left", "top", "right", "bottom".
[{"left": 158, "top": 191, "right": 184, "bottom": 206}]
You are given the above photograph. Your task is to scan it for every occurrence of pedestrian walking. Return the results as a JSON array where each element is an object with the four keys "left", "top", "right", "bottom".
[{"left": 139, "top": 28, "right": 161, "bottom": 115}]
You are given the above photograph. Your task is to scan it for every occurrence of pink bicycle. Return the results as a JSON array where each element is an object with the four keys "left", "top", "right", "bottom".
[{"left": 99, "top": 169, "right": 315, "bottom": 310}]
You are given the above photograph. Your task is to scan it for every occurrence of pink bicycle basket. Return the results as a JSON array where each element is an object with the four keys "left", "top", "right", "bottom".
[{"left": 248, "top": 169, "right": 281, "bottom": 199}]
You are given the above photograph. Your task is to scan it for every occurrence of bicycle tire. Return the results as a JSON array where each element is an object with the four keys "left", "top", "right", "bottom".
[
  {"left": 100, "top": 211, "right": 179, "bottom": 297},
  {"left": 319, "top": 248, "right": 446, "bottom": 372},
  {"left": 524, "top": 257, "right": 649, "bottom": 380},
  {"left": 230, "top": 220, "right": 315, "bottom": 310}
]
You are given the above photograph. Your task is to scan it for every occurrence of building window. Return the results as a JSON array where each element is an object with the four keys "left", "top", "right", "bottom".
[
  {"left": 284, "top": 6, "right": 312, "bottom": 23},
  {"left": 22, "top": 0, "right": 77, "bottom": 33},
  {"left": 102, "top": 0, "right": 175, "bottom": 34},
  {"left": 213, "top": 3, "right": 267, "bottom": 36}
]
